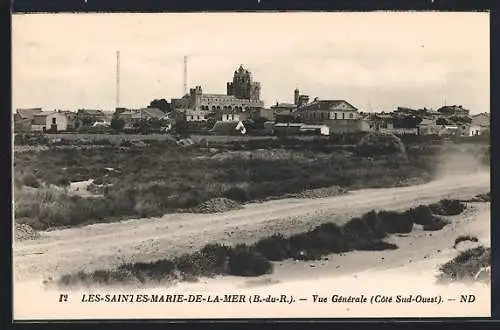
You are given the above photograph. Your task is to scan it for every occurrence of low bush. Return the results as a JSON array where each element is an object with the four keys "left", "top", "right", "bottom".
[
  {"left": 404, "top": 205, "right": 437, "bottom": 226},
  {"left": 360, "top": 211, "right": 387, "bottom": 239},
  {"left": 453, "top": 235, "right": 479, "bottom": 248},
  {"left": 471, "top": 192, "right": 490, "bottom": 202},
  {"left": 356, "top": 132, "right": 406, "bottom": 157},
  {"left": 422, "top": 217, "right": 450, "bottom": 231},
  {"left": 253, "top": 234, "right": 291, "bottom": 261},
  {"left": 429, "top": 199, "right": 466, "bottom": 216},
  {"left": 438, "top": 246, "right": 491, "bottom": 283},
  {"left": 342, "top": 217, "right": 377, "bottom": 248},
  {"left": 378, "top": 211, "right": 414, "bottom": 234},
  {"left": 228, "top": 245, "right": 273, "bottom": 276},
  {"left": 357, "top": 240, "right": 399, "bottom": 251}
]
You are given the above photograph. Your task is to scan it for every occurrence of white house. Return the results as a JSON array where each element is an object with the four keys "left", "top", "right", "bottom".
[{"left": 46, "top": 111, "right": 69, "bottom": 131}]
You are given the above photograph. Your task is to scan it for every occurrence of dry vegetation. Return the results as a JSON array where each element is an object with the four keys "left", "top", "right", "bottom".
[
  {"left": 13, "top": 134, "right": 489, "bottom": 230},
  {"left": 437, "top": 246, "right": 491, "bottom": 284}
]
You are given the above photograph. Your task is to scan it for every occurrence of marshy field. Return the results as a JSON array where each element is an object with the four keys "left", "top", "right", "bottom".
[{"left": 13, "top": 133, "right": 491, "bottom": 313}]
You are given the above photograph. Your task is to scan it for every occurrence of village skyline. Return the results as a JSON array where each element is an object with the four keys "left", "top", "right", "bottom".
[{"left": 12, "top": 12, "right": 489, "bottom": 114}]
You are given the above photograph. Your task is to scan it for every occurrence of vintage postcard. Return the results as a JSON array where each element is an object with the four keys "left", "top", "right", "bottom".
[{"left": 12, "top": 12, "right": 490, "bottom": 319}]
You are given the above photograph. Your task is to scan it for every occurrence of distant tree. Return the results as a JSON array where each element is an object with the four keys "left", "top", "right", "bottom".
[
  {"left": 80, "top": 117, "right": 94, "bottom": 127},
  {"left": 133, "top": 120, "right": 152, "bottom": 135},
  {"left": 174, "top": 119, "right": 190, "bottom": 139},
  {"left": 436, "top": 118, "right": 447, "bottom": 126},
  {"left": 148, "top": 99, "right": 171, "bottom": 113},
  {"left": 450, "top": 116, "right": 472, "bottom": 124},
  {"left": 395, "top": 115, "right": 422, "bottom": 129},
  {"left": 110, "top": 117, "right": 126, "bottom": 132}
]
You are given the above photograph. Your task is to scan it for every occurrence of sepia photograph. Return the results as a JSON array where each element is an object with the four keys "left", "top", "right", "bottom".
[{"left": 12, "top": 11, "right": 491, "bottom": 319}]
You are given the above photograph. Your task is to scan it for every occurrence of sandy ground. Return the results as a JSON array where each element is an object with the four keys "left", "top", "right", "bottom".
[
  {"left": 12, "top": 171, "right": 491, "bottom": 319},
  {"left": 13, "top": 171, "right": 489, "bottom": 283},
  {"left": 13, "top": 203, "right": 490, "bottom": 319}
]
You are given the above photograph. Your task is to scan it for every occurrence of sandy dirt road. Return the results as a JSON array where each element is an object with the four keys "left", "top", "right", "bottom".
[
  {"left": 14, "top": 201, "right": 491, "bottom": 319},
  {"left": 13, "top": 171, "right": 490, "bottom": 282}
]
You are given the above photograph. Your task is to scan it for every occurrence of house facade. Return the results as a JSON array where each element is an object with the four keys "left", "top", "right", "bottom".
[
  {"left": 14, "top": 108, "right": 43, "bottom": 132},
  {"left": 185, "top": 109, "right": 210, "bottom": 122},
  {"left": 249, "top": 108, "right": 274, "bottom": 121},
  {"left": 297, "top": 99, "right": 370, "bottom": 134},
  {"left": 46, "top": 112, "right": 69, "bottom": 132},
  {"left": 471, "top": 112, "right": 490, "bottom": 135}
]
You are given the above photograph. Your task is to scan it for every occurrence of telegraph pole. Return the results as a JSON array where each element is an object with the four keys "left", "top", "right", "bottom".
[
  {"left": 116, "top": 50, "right": 120, "bottom": 109},
  {"left": 183, "top": 55, "right": 188, "bottom": 95}
]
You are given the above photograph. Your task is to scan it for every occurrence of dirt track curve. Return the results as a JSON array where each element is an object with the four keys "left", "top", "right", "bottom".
[{"left": 13, "top": 171, "right": 490, "bottom": 282}]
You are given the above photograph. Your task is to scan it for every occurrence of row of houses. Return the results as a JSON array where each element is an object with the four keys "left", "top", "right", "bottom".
[
  {"left": 13, "top": 107, "right": 169, "bottom": 133},
  {"left": 14, "top": 89, "right": 489, "bottom": 138},
  {"left": 13, "top": 108, "right": 111, "bottom": 133},
  {"left": 173, "top": 89, "right": 490, "bottom": 137}
]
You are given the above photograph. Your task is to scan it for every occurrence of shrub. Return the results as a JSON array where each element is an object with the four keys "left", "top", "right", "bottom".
[
  {"left": 471, "top": 192, "right": 490, "bottom": 202},
  {"left": 228, "top": 245, "right": 273, "bottom": 276},
  {"left": 254, "top": 234, "right": 291, "bottom": 261},
  {"left": 378, "top": 210, "right": 414, "bottom": 234},
  {"left": 438, "top": 246, "right": 491, "bottom": 282},
  {"left": 453, "top": 235, "right": 479, "bottom": 248},
  {"left": 429, "top": 199, "right": 466, "bottom": 216},
  {"left": 313, "top": 223, "right": 349, "bottom": 253},
  {"left": 404, "top": 205, "right": 437, "bottom": 226},
  {"left": 360, "top": 211, "right": 387, "bottom": 239},
  {"left": 342, "top": 217, "right": 377, "bottom": 248},
  {"left": 200, "top": 243, "right": 231, "bottom": 273},
  {"left": 357, "top": 240, "right": 399, "bottom": 251},
  {"left": 174, "top": 253, "right": 214, "bottom": 277},
  {"left": 422, "top": 217, "right": 450, "bottom": 231},
  {"left": 356, "top": 132, "right": 406, "bottom": 157},
  {"left": 287, "top": 231, "right": 330, "bottom": 260}
]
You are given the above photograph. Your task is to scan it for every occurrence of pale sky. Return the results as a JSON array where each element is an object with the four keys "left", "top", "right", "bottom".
[{"left": 12, "top": 12, "right": 490, "bottom": 113}]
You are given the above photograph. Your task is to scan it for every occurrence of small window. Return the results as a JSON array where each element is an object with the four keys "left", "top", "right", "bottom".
[
  {"left": 342, "top": 113, "right": 345, "bottom": 119},
  {"left": 349, "top": 113, "right": 353, "bottom": 119},
  {"left": 334, "top": 113, "right": 337, "bottom": 120},
  {"left": 52, "top": 118, "right": 56, "bottom": 124}
]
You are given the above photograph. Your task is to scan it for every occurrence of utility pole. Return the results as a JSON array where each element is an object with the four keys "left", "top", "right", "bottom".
[
  {"left": 183, "top": 55, "right": 188, "bottom": 95},
  {"left": 116, "top": 50, "right": 120, "bottom": 109}
]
